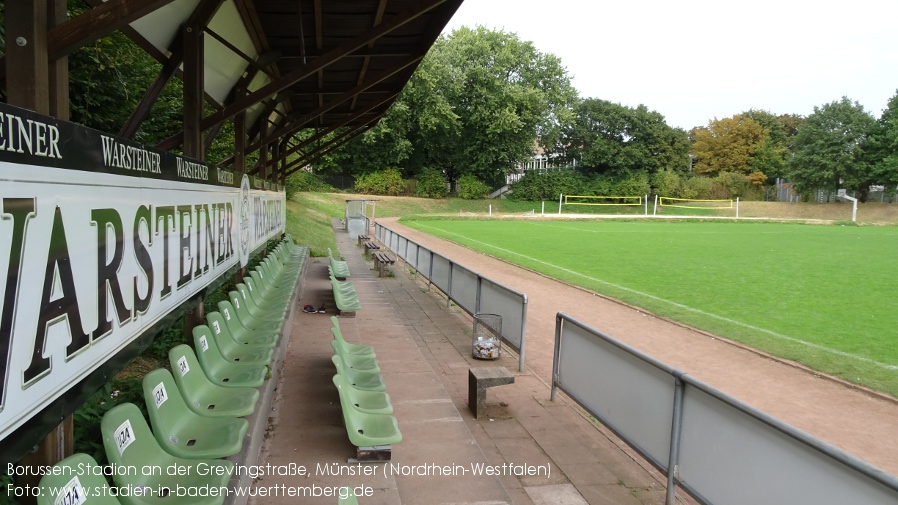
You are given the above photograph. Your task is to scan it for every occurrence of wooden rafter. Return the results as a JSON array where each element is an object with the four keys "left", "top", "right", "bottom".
[{"left": 198, "top": 0, "right": 445, "bottom": 136}]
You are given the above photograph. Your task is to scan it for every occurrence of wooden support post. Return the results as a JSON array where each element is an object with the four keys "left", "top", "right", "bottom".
[
  {"left": 16, "top": 418, "right": 72, "bottom": 504},
  {"left": 7, "top": 3, "right": 72, "bottom": 501},
  {"left": 234, "top": 86, "right": 246, "bottom": 173},
  {"left": 6, "top": 0, "right": 50, "bottom": 114},
  {"left": 182, "top": 21, "right": 205, "bottom": 160},
  {"left": 48, "top": 0, "right": 69, "bottom": 120},
  {"left": 184, "top": 300, "right": 205, "bottom": 348}
]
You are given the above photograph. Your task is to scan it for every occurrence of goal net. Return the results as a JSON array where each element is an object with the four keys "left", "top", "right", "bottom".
[
  {"left": 657, "top": 197, "right": 733, "bottom": 210},
  {"left": 564, "top": 195, "right": 643, "bottom": 206}
]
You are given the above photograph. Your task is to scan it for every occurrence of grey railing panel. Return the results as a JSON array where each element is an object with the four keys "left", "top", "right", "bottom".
[
  {"left": 406, "top": 242, "right": 420, "bottom": 270},
  {"left": 556, "top": 318, "right": 675, "bottom": 469},
  {"left": 677, "top": 383, "right": 898, "bottom": 505},
  {"left": 430, "top": 253, "right": 452, "bottom": 293},
  {"left": 397, "top": 236, "right": 409, "bottom": 261},
  {"left": 449, "top": 265, "right": 479, "bottom": 314},
  {"left": 552, "top": 313, "right": 898, "bottom": 505},
  {"left": 376, "top": 223, "right": 528, "bottom": 371},
  {"left": 479, "top": 278, "right": 525, "bottom": 353}
]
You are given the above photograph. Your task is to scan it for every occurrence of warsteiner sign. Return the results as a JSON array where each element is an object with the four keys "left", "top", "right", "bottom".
[{"left": 0, "top": 103, "right": 285, "bottom": 442}]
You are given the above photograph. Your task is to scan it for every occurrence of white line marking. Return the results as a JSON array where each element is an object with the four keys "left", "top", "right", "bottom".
[{"left": 416, "top": 223, "right": 898, "bottom": 371}]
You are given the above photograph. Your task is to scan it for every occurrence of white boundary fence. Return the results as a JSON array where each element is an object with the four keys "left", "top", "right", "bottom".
[
  {"left": 375, "top": 223, "right": 527, "bottom": 372},
  {"left": 551, "top": 313, "right": 898, "bottom": 505}
]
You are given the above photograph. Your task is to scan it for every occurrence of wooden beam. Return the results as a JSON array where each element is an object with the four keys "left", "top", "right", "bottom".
[
  {"left": 252, "top": 55, "right": 422, "bottom": 155},
  {"left": 50, "top": 0, "right": 179, "bottom": 61},
  {"left": 284, "top": 120, "right": 379, "bottom": 177},
  {"left": 199, "top": 0, "right": 446, "bottom": 131},
  {"left": 119, "top": 0, "right": 224, "bottom": 138}
]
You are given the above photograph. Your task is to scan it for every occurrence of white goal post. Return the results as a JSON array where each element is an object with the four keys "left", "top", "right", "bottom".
[
  {"left": 558, "top": 194, "right": 649, "bottom": 215},
  {"left": 654, "top": 196, "right": 740, "bottom": 217},
  {"left": 837, "top": 191, "right": 858, "bottom": 222}
]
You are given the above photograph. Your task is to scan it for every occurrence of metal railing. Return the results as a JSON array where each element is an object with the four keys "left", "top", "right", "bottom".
[
  {"left": 375, "top": 223, "right": 528, "bottom": 372},
  {"left": 551, "top": 312, "right": 898, "bottom": 505}
]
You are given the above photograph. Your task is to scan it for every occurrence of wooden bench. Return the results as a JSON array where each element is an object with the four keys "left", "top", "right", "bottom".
[
  {"left": 356, "top": 234, "right": 370, "bottom": 246},
  {"left": 373, "top": 252, "right": 395, "bottom": 277},
  {"left": 468, "top": 367, "right": 514, "bottom": 420},
  {"left": 363, "top": 240, "right": 380, "bottom": 257}
]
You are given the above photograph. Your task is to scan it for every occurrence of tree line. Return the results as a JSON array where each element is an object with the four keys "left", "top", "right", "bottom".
[
  {"left": 4, "top": 14, "right": 895, "bottom": 202},
  {"left": 318, "top": 27, "right": 898, "bottom": 202}
]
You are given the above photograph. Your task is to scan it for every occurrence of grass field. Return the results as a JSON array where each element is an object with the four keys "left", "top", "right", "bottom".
[{"left": 401, "top": 218, "right": 898, "bottom": 396}]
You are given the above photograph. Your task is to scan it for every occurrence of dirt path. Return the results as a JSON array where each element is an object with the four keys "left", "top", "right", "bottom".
[{"left": 379, "top": 217, "right": 898, "bottom": 477}]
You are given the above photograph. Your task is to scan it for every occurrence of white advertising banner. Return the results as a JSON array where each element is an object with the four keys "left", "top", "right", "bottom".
[{"left": 0, "top": 103, "right": 285, "bottom": 443}]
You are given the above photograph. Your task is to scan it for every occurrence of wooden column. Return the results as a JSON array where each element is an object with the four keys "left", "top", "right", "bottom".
[
  {"left": 5, "top": 0, "right": 50, "bottom": 114},
  {"left": 48, "top": 0, "right": 69, "bottom": 120},
  {"left": 9, "top": 3, "right": 71, "bottom": 501},
  {"left": 182, "top": 21, "right": 205, "bottom": 339},
  {"left": 182, "top": 21, "right": 205, "bottom": 161},
  {"left": 233, "top": 85, "right": 247, "bottom": 285}
]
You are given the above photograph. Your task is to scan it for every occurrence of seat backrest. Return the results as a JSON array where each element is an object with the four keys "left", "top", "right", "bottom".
[
  {"left": 101, "top": 402, "right": 173, "bottom": 473},
  {"left": 207, "top": 309, "right": 243, "bottom": 351},
  {"left": 192, "top": 324, "right": 230, "bottom": 371},
  {"left": 169, "top": 344, "right": 215, "bottom": 402},
  {"left": 331, "top": 373, "right": 355, "bottom": 416},
  {"left": 37, "top": 453, "right": 122, "bottom": 505},
  {"left": 142, "top": 369, "right": 197, "bottom": 448},
  {"left": 242, "top": 276, "right": 267, "bottom": 297},
  {"left": 338, "top": 487, "right": 359, "bottom": 505},
  {"left": 218, "top": 298, "right": 256, "bottom": 333},
  {"left": 331, "top": 325, "right": 350, "bottom": 346},
  {"left": 228, "top": 290, "right": 252, "bottom": 315}
]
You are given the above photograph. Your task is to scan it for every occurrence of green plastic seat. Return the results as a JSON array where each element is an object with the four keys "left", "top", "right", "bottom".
[
  {"left": 332, "top": 373, "right": 392, "bottom": 415},
  {"left": 262, "top": 256, "right": 299, "bottom": 281},
  {"left": 202, "top": 319, "right": 274, "bottom": 365},
  {"left": 332, "top": 375, "right": 402, "bottom": 447},
  {"left": 211, "top": 304, "right": 279, "bottom": 347},
  {"left": 338, "top": 488, "right": 359, "bottom": 505},
  {"left": 101, "top": 402, "right": 233, "bottom": 505},
  {"left": 168, "top": 345, "right": 259, "bottom": 418},
  {"left": 250, "top": 268, "right": 293, "bottom": 295},
  {"left": 330, "top": 279, "right": 362, "bottom": 312},
  {"left": 230, "top": 289, "right": 284, "bottom": 321},
  {"left": 193, "top": 325, "right": 268, "bottom": 388},
  {"left": 327, "top": 247, "right": 352, "bottom": 278},
  {"left": 330, "top": 319, "right": 375, "bottom": 356},
  {"left": 37, "top": 453, "right": 122, "bottom": 505},
  {"left": 235, "top": 283, "right": 288, "bottom": 317},
  {"left": 331, "top": 340, "right": 380, "bottom": 373},
  {"left": 331, "top": 355, "right": 385, "bottom": 392},
  {"left": 218, "top": 300, "right": 284, "bottom": 334},
  {"left": 142, "top": 369, "right": 248, "bottom": 459},
  {"left": 243, "top": 275, "right": 289, "bottom": 305}
]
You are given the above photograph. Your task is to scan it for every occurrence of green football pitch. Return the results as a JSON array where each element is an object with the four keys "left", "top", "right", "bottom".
[{"left": 403, "top": 219, "right": 898, "bottom": 396}]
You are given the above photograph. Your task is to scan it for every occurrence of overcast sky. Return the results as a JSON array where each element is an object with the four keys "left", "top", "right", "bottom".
[{"left": 442, "top": 0, "right": 898, "bottom": 131}]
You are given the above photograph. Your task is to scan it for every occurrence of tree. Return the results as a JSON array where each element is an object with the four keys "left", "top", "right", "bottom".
[
  {"left": 691, "top": 115, "right": 767, "bottom": 177},
  {"left": 864, "top": 90, "right": 898, "bottom": 197},
  {"left": 559, "top": 99, "right": 689, "bottom": 177},
  {"left": 741, "top": 110, "right": 804, "bottom": 181},
  {"left": 330, "top": 26, "right": 578, "bottom": 188},
  {"left": 787, "top": 97, "right": 875, "bottom": 200}
]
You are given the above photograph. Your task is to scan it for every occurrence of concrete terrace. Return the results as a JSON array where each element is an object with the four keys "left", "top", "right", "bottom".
[{"left": 246, "top": 222, "right": 689, "bottom": 505}]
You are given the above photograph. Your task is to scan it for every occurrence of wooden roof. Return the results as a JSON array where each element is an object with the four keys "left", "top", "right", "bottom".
[{"left": 3, "top": 0, "right": 463, "bottom": 177}]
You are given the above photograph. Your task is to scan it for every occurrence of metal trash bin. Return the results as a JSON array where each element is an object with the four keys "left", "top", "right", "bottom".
[{"left": 472, "top": 313, "right": 502, "bottom": 360}]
